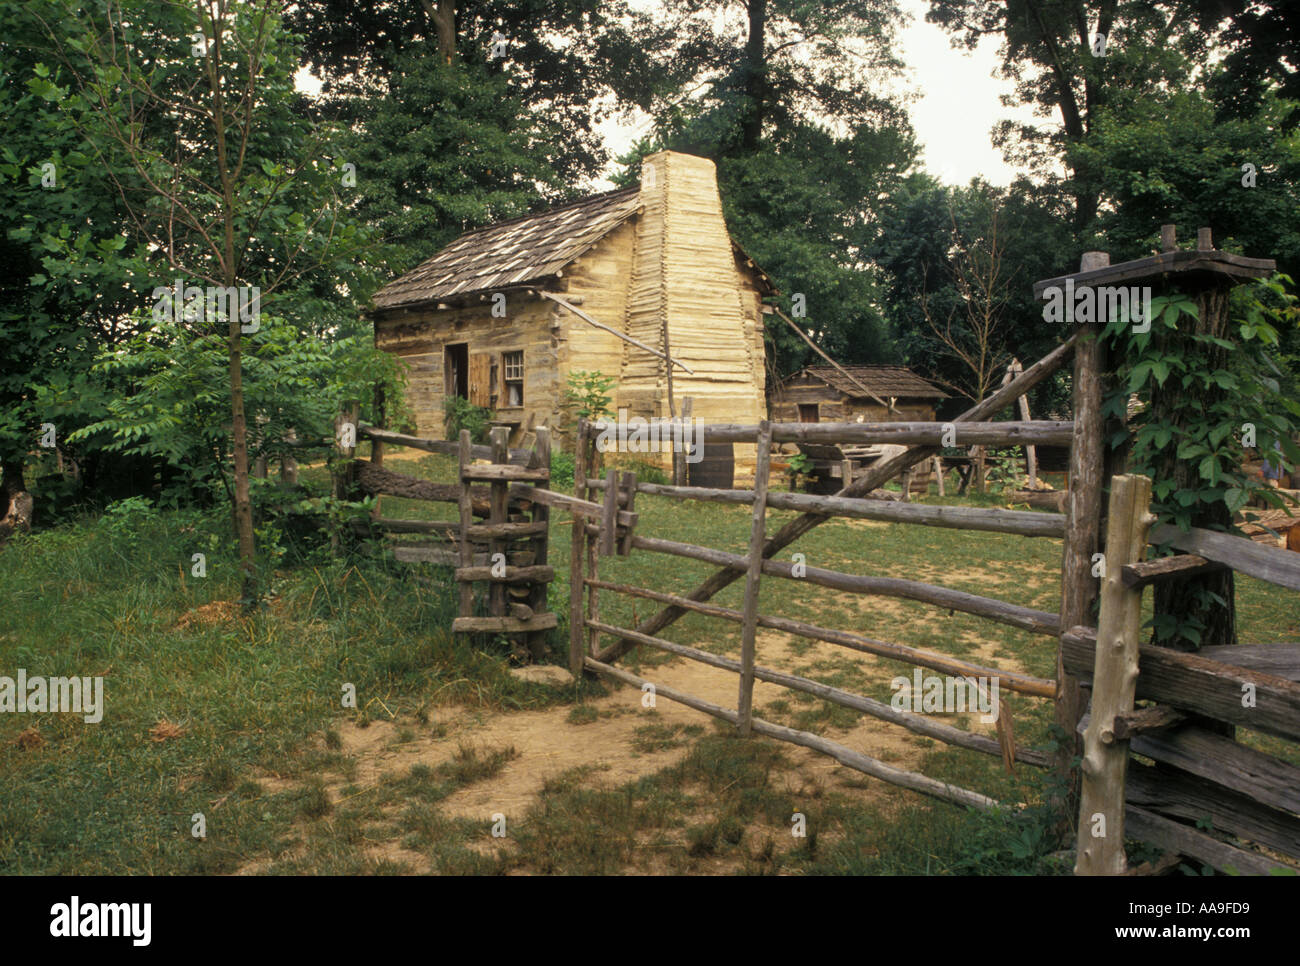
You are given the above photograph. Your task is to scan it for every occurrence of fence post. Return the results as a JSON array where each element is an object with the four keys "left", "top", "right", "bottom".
[
  {"left": 1057, "top": 251, "right": 1110, "bottom": 788},
  {"left": 674, "top": 397, "right": 694, "bottom": 486},
  {"left": 489, "top": 426, "right": 509, "bottom": 622},
  {"left": 1076, "top": 473, "right": 1154, "bottom": 875},
  {"left": 569, "top": 419, "right": 588, "bottom": 678},
  {"left": 456, "top": 429, "right": 475, "bottom": 621},
  {"left": 738, "top": 420, "right": 773, "bottom": 736},
  {"left": 599, "top": 468, "right": 618, "bottom": 557},
  {"left": 330, "top": 400, "right": 359, "bottom": 554},
  {"left": 585, "top": 432, "right": 601, "bottom": 658},
  {"left": 527, "top": 426, "right": 552, "bottom": 662}
]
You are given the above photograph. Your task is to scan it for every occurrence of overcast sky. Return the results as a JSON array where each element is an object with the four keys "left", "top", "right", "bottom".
[{"left": 592, "top": 0, "right": 1039, "bottom": 188}]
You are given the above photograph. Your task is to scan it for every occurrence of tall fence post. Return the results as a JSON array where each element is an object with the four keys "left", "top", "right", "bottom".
[
  {"left": 456, "top": 429, "right": 475, "bottom": 622},
  {"left": 488, "top": 426, "right": 510, "bottom": 623},
  {"left": 527, "top": 426, "right": 552, "bottom": 662},
  {"left": 738, "top": 420, "right": 773, "bottom": 736},
  {"left": 1076, "top": 473, "right": 1154, "bottom": 875},
  {"left": 1057, "top": 252, "right": 1109, "bottom": 791},
  {"left": 569, "top": 419, "right": 589, "bottom": 678},
  {"left": 330, "top": 400, "right": 359, "bottom": 554}
]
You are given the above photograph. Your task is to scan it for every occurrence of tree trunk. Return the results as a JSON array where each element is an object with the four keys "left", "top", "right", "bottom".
[
  {"left": 0, "top": 458, "right": 33, "bottom": 540},
  {"left": 431, "top": 0, "right": 455, "bottom": 63},
  {"left": 741, "top": 0, "right": 766, "bottom": 150},
  {"left": 229, "top": 317, "right": 257, "bottom": 606}
]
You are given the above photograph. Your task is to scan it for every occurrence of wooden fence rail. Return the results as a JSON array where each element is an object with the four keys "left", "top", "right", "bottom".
[
  {"left": 586, "top": 477, "right": 1067, "bottom": 538},
  {"left": 584, "top": 524, "right": 1061, "bottom": 637},
  {"left": 695, "top": 419, "right": 1075, "bottom": 447},
  {"left": 582, "top": 657, "right": 1000, "bottom": 810},
  {"left": 582, "top": 578, "right": 1056, "bottom": 697}
]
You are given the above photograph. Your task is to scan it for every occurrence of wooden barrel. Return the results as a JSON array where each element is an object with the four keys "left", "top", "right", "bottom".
[{"left": 688, "top": 442, "right": 734, "bottom": 488}]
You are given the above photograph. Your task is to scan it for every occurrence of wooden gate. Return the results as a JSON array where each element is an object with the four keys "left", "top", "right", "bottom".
[{"left": 566, "top": 368, "right": 1079, "bottom": 810}]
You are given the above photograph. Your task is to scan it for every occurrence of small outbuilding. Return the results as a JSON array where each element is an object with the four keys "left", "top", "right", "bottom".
[
  {"left": 773, "top": 366, "right": 946, "bottom": 495},
  {"left": 773, "top": 366, "right": 946, "bottom": 423}
]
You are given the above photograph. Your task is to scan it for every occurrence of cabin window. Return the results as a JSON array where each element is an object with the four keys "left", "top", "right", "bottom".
[
  {"left": 798, "top": 403, "right": 819, "bottom": 423},
  {"left": 503, "top": 350, "right": 524, "bottom": 406}
]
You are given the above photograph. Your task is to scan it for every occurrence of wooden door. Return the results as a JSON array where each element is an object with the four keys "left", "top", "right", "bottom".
[{"left": 468, "top": 352, "right": 492, "bottom": 407}]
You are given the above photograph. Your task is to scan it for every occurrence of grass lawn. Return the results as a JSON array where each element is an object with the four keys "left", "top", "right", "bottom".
[{"left": 2, "top": 448, "right": 1296, "bottom": 875}]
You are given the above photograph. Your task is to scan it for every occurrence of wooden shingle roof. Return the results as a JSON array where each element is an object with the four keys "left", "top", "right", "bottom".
[
  {"left": 371, "top": 187, "right": 642, "bottom": 311},
  {"left": 797, "top": 366, "right": 947, "bottom": 400}
]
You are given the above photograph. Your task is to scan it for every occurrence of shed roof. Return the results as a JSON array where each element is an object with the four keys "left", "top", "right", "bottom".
[
  {"left": 792, "top": 366, "right": 947, "bottom": 400},
  {"left": 370, "top": 187, "right": 642, "bottom": 311}
]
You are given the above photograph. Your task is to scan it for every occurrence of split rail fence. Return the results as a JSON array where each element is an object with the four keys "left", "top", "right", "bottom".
[
  {"left": 567, "top": 334, "right": 1083, "bottom": 811},
  {"left": 1073, "top": 473, "right": 1300, "bottom": 875}
]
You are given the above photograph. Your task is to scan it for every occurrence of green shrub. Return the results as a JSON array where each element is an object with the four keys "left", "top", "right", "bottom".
[
  {"left": 444, "top": 396, "right": 492, "bottom": 443},
  {"left": 550, "top": 450, "right": 576, "bottom": 489},
  {"left": 562, "top": 370, "right": 615, "bottom": 426}
]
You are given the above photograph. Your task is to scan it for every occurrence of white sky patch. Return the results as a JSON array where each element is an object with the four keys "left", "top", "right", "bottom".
[
  {"left": 295, "top": 66, "right": 322, "bottom": 96},
  {"left": 896, "top": 0, "right": 1040, "bottom": 187}
]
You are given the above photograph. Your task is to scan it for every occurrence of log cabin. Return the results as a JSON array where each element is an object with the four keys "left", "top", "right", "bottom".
[
  {"left": 773, "top": 365, "right": 946, "bottom": 495},
  {"left": 368, "top": 150, "right": 775, "bottom": 475}
]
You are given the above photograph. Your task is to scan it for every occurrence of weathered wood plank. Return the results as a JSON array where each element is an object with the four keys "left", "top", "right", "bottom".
[
  {"left": 1112, "top": 705, "right": 1187, "bottom": 740},
  {"left": 464, "top": 521, "right": 549, "bottom": 539},
  {"left": 461, "top": 464, "right": 551, "bottom": 483},
  {"left": 357, "top": 424, "right": 532, "bottom": 465},
  {"left": 394, "top": 547, "right": 534, "bottom": 567},
  {"left": 488, "top": 428, "right": 509, "bottom": 620},
  {"left": 1150, "top": 523, "right": 1300, "bottom": 591},
  {"left": 1127, "top": 760, "right": 1300, "bottom": 861},
  {"left": 1062, "top": 625, "right": 1300, "bottom": 742},
  {"left": 1128, "top": 724, "right": 1300, "bottom": 816},
  {"left": 617, "top": 471, "right": 637, "bottom": 556},
  {"left": 452, "top": 613, "right": 558, "bottom": 634},
  {"left": 596, "top": 480, "right": 1066, "bottom": 537},
  {"left": 698, "top": 420, "right": 1075, "bottom": 447},
  {"left": 507, "top": 483, "right": 635, "bottom": 527},
  {"left": 1198, "top": 644, "right": 1300, "bottom": 683},
  {"left": 455, "top": 565, "right": 555, "bottom": 584},
  {"left": 1121, "top": 553, "right": 1226, "bottom": 589},
  {"left": 1124, "top": 805, "right": 1296, "bottom": 876},
  {"left": 525, "top": 425, "right": 553, "bottom": 661}
]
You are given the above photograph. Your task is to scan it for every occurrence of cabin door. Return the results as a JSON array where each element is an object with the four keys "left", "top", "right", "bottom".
[{"left": 445, "top": 343, "right": 469, "bottom": 400}]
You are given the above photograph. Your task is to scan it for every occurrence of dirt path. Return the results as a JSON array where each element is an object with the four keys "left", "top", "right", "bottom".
[{"left": 236, "top": 616, "right": 1024, "bottom": 875}]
